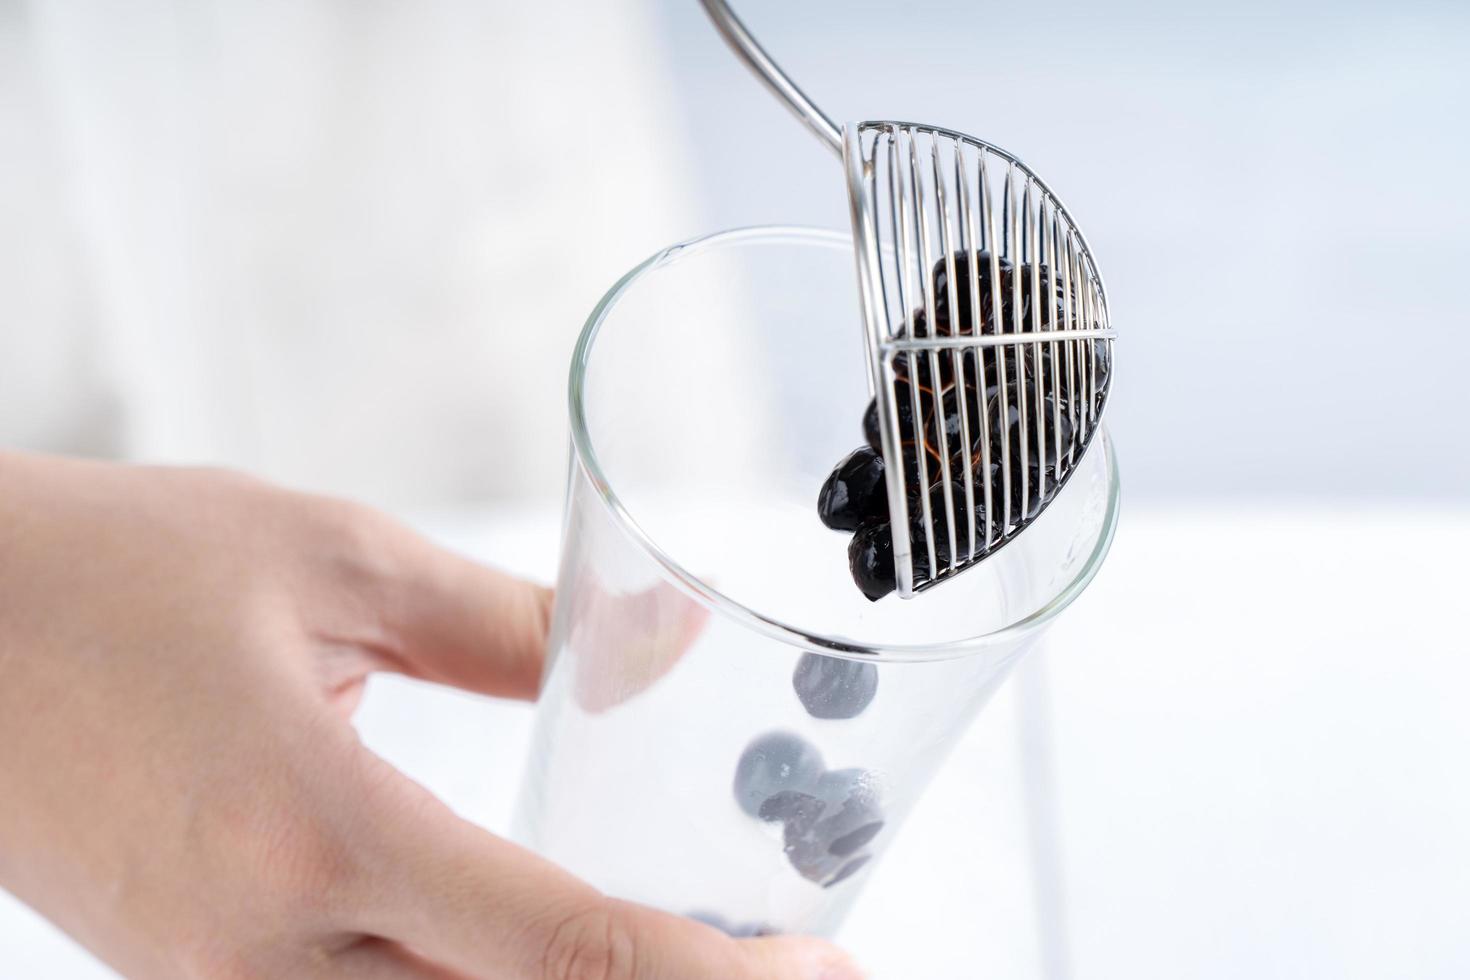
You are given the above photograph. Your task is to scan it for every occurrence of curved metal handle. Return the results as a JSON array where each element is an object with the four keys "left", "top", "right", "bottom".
[{"left": 698, "top": 0, "right": 842, "bottom": 156}]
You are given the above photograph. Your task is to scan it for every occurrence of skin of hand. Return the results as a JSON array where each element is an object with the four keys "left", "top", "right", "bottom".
[{"left": 0, "top": 453, "right": 863, "bottom": 980}]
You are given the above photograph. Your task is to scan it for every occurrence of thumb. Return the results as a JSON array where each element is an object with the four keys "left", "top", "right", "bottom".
[
  {"left": 532, "top": 898, "right": 865, "bottom": 980},
  {"left": 352, "top": 762, "right": 864, "bottom": 980}
]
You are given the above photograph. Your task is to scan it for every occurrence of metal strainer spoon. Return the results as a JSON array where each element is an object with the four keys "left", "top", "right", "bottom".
[{"left": 701, "top": 0, "right": 1116, "bottom": 599}]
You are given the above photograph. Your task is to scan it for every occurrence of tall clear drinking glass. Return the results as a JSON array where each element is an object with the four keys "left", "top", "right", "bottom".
[{"left": 514, "top": 227, "right": 1119, "bottom": 938}]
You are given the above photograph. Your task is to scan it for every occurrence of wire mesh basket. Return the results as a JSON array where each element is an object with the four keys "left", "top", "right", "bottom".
[{"left": 846, "top": 123, "right": 1113, "bottom": 595}]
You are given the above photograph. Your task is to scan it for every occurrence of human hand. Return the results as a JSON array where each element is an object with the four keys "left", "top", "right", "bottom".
[{"left": 0, "top": 453, "right": 862, "bottom": 979}]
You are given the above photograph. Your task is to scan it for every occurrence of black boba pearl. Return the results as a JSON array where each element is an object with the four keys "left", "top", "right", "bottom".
[
  {"left": 767, "top": 788, "right": 837, "bottom": 883},
  {"left": 937, "top": 387, "right": 967, "bottom": 448},
  {"left": 850, "top": 479, "right": 990, "bottom": 596},
  {"left": 863, "top": 398, "right": 881, "bottom": 450},
  {"left": 811, "top": 775, "right": 876, "bottom": 852},
  {"left": 1019, "top": 263, "right": 1078, "bottom": 332},
  {"left": 733, "top": 732, "right": 824, "bottom": 818},
  {"left": 1022, "top": 341, "right": 1055, "bottom": 383},
  {"left": 829, "top": 253, "right": 1099, "bottom": 600},
  {"left": 817, "top": 447, "right": 888, "bottom": 532},
  {"left": 809, "top": 772, "right": 885, "bottom": 857},
  {"left": 938, "top": 385, "right": 1009, "bottom": 479},
  {"left": 1018, "top": 264, "right": 1061, "bottom": 329},
  {"left": 925, "top": 369, "right": 1013, "bottom": 467},
  {"left": 816, "top": 796, "right": 885, "bottom": 858},
  {"left": 863, "top": 389, "right": 920, "bottom": 456},
  {"left": 848, "top": 523, "right": 897, "bottom": 602},
  {"left": 770, "top": 767, "right": 885, "bottom": 885},
  {"left": 932, "top": 251, "right": 1015, "bottom": 334},
  {"left": 905, "top": 482, "right": 954, "bottom": 569},
  {"left": 988, "top": 345, "right": 1028, "bottom": 393},
  {"left": 907, "top": 477, "right": 987, "bottom": 569},
  {"left": 930, "top": 252, "right": 1083, "bottom": 336},
  {"left": 1090, "top": 338, "right": 1112, "bottom": 393},
  {"left": 758, "top": 789, "right": 826, "bottom": 826},
  {"left": 827, "top": 820, "right": 885, "bottom": 857},
  {"left": 965, "top": 346, "right": 1012, "bottom": 394},
  {"left": 988, "top": 386, "right": 1074, "bottom": 469},
  {"left": 938, "top": 348, "right": 980, "bottom": 396},
  {"left": 812, "top": 767, "right": 878, "bottom": 810},
  {"left": 891, "top": 349, "right": 920, "bottom": 382},
  {"left": 778, "top": 788, "right": 849, "bottom": 884},
  {"left": 824, "top": 854, "right": 873, "bottom": 888},
  {"left": 867, "top": 374, "right": 956, "bottom": 490},
  {"left": 997, "top": 457, "right": 1056, "bottom": 526},
  {"left": 852, "top": 489, "right": 968, "bottom": 590},
  {"left": 892, "top": 354, "right": 943, "bottom": 406},
  {"left": 976, "top": 348, "right": 1002, "bottom": 392},
  {"left": 783, "top": 821, "right": 847, "bottom": 885},
  {"left": 792, "top": 652, "right": 879, "bottom": 720},
  {"left": 864, "top": 395, "right": 924, "bottom": 476},
  {"left": 893, "top": 327, "right": 955, "bottom": 385},
  {"left": 1044, "top": 400, "right": 1077, "bottom": 468}
]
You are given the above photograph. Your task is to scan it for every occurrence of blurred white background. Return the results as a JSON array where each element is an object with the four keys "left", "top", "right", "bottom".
[
  {"left": 4, "top": 0, "right": 1467, "bottom": 507},
  {"left": 2, "top": 0, "right": 1468, "bottom": 977},
  {"left": 0, "top": 0, "right": 709, "bottom": 506}
]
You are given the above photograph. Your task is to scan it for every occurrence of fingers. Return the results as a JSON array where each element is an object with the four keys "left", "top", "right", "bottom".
[
  {"left": 349, "top": 768, "right": 862, "bottom": 980},
  {"left": 569, "top": 580, "right": 709, "bottom": 712},
  {"left": 528, "top": 900, "right": 864, "bottom": 980},
  {"left": 335, "top": 510, "right": 554, "bottom": 701}
]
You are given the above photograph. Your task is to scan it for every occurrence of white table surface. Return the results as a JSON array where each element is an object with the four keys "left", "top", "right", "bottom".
[{"left": 4, "top": 504, "right": 1468, "bottom": 979}]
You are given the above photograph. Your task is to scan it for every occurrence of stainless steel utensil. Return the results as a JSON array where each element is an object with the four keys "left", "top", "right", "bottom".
[{"left": 701, "top": 0, "right": 1116, "bottom": 598}]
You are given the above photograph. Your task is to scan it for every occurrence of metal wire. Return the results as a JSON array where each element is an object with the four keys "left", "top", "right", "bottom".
[
  {"left": 702, "top": 2, "right": 1116, "bottom": 598},
  {"left": 854, "top": 125, "right": 1115, "bottom": 595},
  {"left": 697, "top": 0, "right": 842, "bottom": 153}
]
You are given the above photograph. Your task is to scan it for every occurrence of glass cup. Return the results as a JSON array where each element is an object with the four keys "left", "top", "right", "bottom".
[{"left": 513, "top": 226, "right": 1119, "bottom": 938}]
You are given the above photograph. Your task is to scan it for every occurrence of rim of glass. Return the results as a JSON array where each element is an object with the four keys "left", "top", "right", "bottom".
[{"left": 568, "top": 225, "right": 1120, "bottom": 662}]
